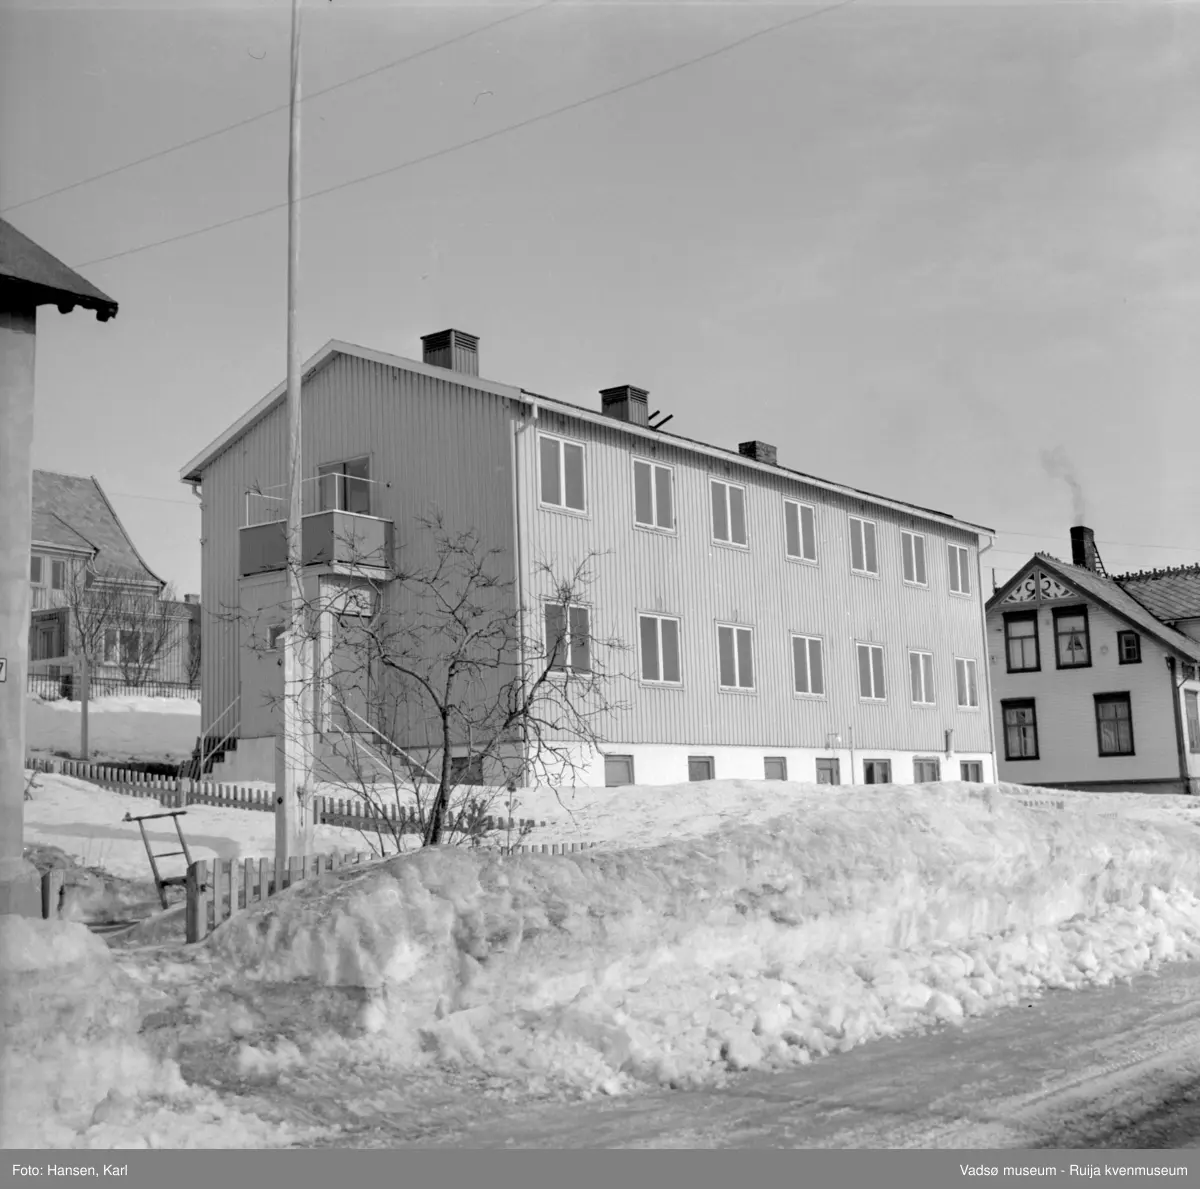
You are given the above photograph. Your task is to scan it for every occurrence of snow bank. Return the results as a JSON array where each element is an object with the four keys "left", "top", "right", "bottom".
[
  {"left": 26, "top": 694, "right": 200, "bottom": 762},
  {"left": 203, "top": 781, "right": 1200, "bottom": 1098},
  {"left": 0, "top": 917, "right": 309, "bottom": 1149}
]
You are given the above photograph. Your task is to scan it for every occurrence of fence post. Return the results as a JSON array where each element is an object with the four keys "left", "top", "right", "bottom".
[{"left": 185, "top": 860, "right": 206, "bottom": 944}]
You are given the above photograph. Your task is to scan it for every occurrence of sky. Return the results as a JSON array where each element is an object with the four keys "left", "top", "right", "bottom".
[{"left": 2, "top": 0, "right": 1197, "bottom": 596}]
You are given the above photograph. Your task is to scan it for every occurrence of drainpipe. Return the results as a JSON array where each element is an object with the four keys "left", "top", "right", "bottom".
[
  {"left": 847, "top": 725, "right": 855, "bottom": 786},
  {"left": 975, "top": 534, "right": 998, "bottom": 781},
  {"left": 1167, "top": 657, "right": 1191, "bottom": 794},
  {"left": 511, "top": 395, "right": 538, "bottom": 783}
]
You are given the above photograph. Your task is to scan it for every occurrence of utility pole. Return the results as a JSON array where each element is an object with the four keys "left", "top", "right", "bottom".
[{"left": 276, "top": 0, "right": 314, "bottom": 862}]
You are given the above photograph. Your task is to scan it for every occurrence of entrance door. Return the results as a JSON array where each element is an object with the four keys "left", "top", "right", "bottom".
[{"left": 816, "top": 757, "right": 840, "bottom": 785}]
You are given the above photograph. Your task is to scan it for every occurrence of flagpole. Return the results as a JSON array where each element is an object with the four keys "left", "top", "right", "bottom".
[{"left": 278, "top": 0, "right": 312, "bottom": 862}]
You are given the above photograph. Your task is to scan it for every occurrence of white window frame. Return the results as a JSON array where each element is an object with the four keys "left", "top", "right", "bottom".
[
  {"left": 849, "top": 516, "right": 879, "bottom": 577},
  {"left": 909, "top": 649, "right": 935, "bottom": 706},
  {"left": 791, "top": 633, "right": 825, "bottom": 698},
  {"left": 710, "top": 479, "right": 749, "bottom": 548},
  {"left": 638, "top": 613, "right": 683, "bottom": 686},
  {"left": 955, "top": 657, "right": 980, "bottom": 709},
  {"left": 783, "top": 499, "right": 817, "bottom": 564},
  {"left": 604, "top": 754, "right": 635, "bottom": 787},
  {"left": 538, "top": 432, "right": 587, "bottom": 514},
  {"left": 901, "top": 531, "right": 928, "bottom": 587},
  {"left": 716, "top": 622, "right": 755, "bottom": 691},
  {"left": 30, "top": 555, "right": 45, "bottom": 586},
  {"left": 948, "top": 543, "right": 972, "bottom": 596},
  {"left": 632, "top": 458, "right": 675, "bottom": 532},
  {"left": 544, "top": 602, "right": 592, "bottom": 673},
  {"left": 856, "top": 641, "right": 886, "bottom": 701},
  {"left": 764, "top": 756, "right": 788, "bottom": 781}
]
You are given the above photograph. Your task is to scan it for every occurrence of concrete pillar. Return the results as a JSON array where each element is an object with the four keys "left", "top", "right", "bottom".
[{"left": 0, "top": 302, "right": 41, "bottom": 917}]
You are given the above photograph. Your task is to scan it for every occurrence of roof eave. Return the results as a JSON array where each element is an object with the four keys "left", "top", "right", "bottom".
[{"left": 0, "top": 277, "right": 118, "bottom": 322}]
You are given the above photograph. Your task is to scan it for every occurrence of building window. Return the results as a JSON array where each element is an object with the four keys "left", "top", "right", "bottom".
[
  {"left": 633, "top": 459, "right": 674, "bottom": 531},
  {"left": 50, "top": 559, "right": 66, "bottom": 590},
  {"left": 816, "top": 757, "right": 840, "bottom": 785},
  {"left": 449, "top": 754, "right": 484, "bottom": 784},
  {"left": 267, "top": 625, "right": 285, "bottom": 651},
  {"left": 960, "top": 760, "right": 983, "bottom": 782},
  {"left": 784, "top": 500, "right": 817, "bottom": 562},
  {"left": 711, "top": 480, "right": 748, "bottom": 546},
  {"left": 1094, "top": 693, "right": 1134, "bottom": 757},
  {"left": 317, "top": 456, "right": 371, "bottom": 515},
  {"left": 539, "top": 434, "right": 586, "bottom": 512},
  {"left": 863, "top": 759, "right": 891, "bottom": 785},
  {"left": 1004, "top": 611, "right": 1040, "bottom": 673},
  {"left": 1117, "top": 631, "right": 1141, "bottom": 664},
  {"left": 764, "top": 756, "right": 788, "bottom": 781},
  {"left": 545, "top": 603, "right": 591, "bottom": 673},
  {"left": 639, "top": 614, "right": 682, "bottom": 685},
  {"left": 1002, "top": 699, "right": 1039, "bottom": 761},
  {"left": 857, "top": 642, "right": 886, "bottom": 701},
  {"left": 909, "top": 650, "right": 935, "bottom": 705},
  {"left": 901, "top": 531, "right": 927, "bottom": 586},
  {"left": 605, "top": 755, "right": 635, "bottom": 787},
  {"left": 119, "top": 630, "right": 142, "bottom": 665},
  {"left": 717, "top": 623, "right": 754, "bottom": 690},
  {"left": 849, "top": 516, "right": 878, "bottom": 576},
  {"left": 1053, "top": 606, "right": 1091, "bottom": 669},
  {"left": 955, "top": 657, "right": 979, "bottom": 709},
  {"left": 791, "top": 634, "right": 825, "bottom": 697},
  {"left": 688, "top": 756, "right": 715, "bottom": 782},
  {"left": 914, "top": 756, "right": 940, "bottom": 783},
  {"left": 1186, "top": 691, "right": 1200, "bottom": 753},
  {"left": 30, "top": 555, "right": 44, "bottom": 585},
  {"left": 948, "top": 544, "right": 972, "bottom": 595}
]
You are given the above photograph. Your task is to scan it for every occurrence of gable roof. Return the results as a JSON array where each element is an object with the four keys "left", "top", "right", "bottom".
[
  {"left": 1114, "top": 565, "right": 1200, "bottom": 624},
  {"left": 32, "top": 471, "right": 162, "bottom": 588},
  {"left": 986, "top": 552, "right": 1200, "bottom": 664},
  {"left": 179, "top": 340, "right": 994, "bottom": 539},
  {"left": 0, "top": 218, "right": 118, "bottom": 321}
]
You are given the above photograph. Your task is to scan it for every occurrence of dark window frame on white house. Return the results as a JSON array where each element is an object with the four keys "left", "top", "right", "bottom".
[
  {"left": 633, "top": 457, "right": 675, "bottom": 532},
  {"left": 1053, "top": 605, "right": 1092, "bottom": 670},
  {"left": 545, "top": 602, "right": 592, "bottom": 674},
  {"left": 914, "top": 756, "right": 940, "bottom": 783},
  {"left": 688, "top": 755, "right": 715, "bottom": 782},
  {"left": 317, "top": 456, "right": 372, "bottom": 516},
  {"left": 711, "top": 479, "right": 748, "bottom": 547},
  {"left": 764, "top": 756, "right": 788, "bottom": 781},
  {"left": 30, "top": 555, "right": 44, "bottom": 586},
  {"left": 1094, "top": 692, "right": 1135, "bottom": 757},
  {"left": 960, "top": 760, "right": 984, "bottom": 782},
  {"left": 1004, "top": 610, "right": 1040, "bottom": 673},
  {"left": 638, "top": 613, "right": 682, "bottom": 685},
  {"left": 783, "top": 499, "right": 817, "bottom": 563},
  {"left": 449, "top": 754, "right": 485, "bottom": 785},
  {"left": 863, "top": 759, "right": 892, "bottom": 785},
  {"left": 1002, "top": 698, "right": 1039, "bottom": 761},
  {"left": 948, "top": 543, "right": 972, "bottom": 596},
  {"left": 791, "top": 633, "right": 825, "bottom": 697},
  {"left": 267, "top": 624, "right": 286, "bottom": 651},
  {"left": 716, "top": 623, "right": 755, "bottom": 691},
  {"left": 538, "top": 432, "right": 587, "bottom": 513},
  {"left": 901, "top": 531, "right": 928, "bottom": 587},
  {"left": 849, "top": 516, "right": 879, "bottom": 577},
  {"left": 50, "top": 559, "right": 66, "bottom": 591},
  {"left": 856, "top": 642, "right": 886, "bottom": 701},
  {"left": 604, "top": 754, "right": 635, "bottom": 787},
  {"left": 955, "top": 657, "right": 980, "bottom": 709},
  {"left": 1186, "top": 690, "right": 1200, "bottom": 753},
  {"left": 1117, "top": 631, "right": 1142, "bottom": 664},
  {"left": 908, "top": 649, "right": 935, "bottom": 706}
]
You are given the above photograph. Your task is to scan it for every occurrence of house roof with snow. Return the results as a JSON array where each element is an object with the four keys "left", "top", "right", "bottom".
[
  {"left": 986, "top": 552, "right": 1200, "bottom": 665},
  {"left": 178, "top": 339, "right": 994, "bottom": 539},
  {"left": 0, "top": 217, "right": 118, "bottom": 321},
  {"left": 32, "top": 471, "right": 162, "bottom": 588},
  {"left": 1113, "top": 564, "right": 1200, "bottom": 625}
]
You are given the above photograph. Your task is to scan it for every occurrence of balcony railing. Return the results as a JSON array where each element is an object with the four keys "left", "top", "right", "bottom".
[{"left": 240, "top": 476, "right": 393, "bottom": 578}]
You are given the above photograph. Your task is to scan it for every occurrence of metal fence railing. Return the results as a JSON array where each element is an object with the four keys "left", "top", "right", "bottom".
[{"left": 27, "top": 671, "right": 200, "bottom": 701}]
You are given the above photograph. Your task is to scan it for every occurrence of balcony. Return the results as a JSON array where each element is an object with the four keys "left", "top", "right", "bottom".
[{"left": 239, "top": 476, "right": 394, "bottom": 578}]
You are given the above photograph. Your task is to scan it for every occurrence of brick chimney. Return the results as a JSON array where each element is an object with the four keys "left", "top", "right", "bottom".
[
  {"left": 1070, "top": 525, "right": 1099, "bottom": 572},
  {"left": 600, "top": 385, "right": 650, "bottom": 428},
  {"left": 421, "top": 329, "right": 479, "bottom": 376},
  {"left": 739, "top": 440, "right": 778, "bottom": 466}
]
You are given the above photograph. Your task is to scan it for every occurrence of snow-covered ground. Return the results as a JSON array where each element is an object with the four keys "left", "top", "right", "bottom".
[
  {"left": 25, "top": 693, "right": 201, "bottom": 762},
  {"left": 9, "top": 774, "right": 1200, "bottom": 1149}
]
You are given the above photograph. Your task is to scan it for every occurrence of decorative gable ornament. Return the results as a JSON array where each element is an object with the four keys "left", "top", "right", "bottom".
[{"left": 1000, "top": 569, "right": 1078, "bottom": 605}]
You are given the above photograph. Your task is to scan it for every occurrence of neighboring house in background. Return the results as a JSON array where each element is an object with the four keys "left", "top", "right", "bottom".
[
  {"left": 29, "top": 470, "right": 199, "bottom": 688},
  {"left": 986, "top": 527, "right": 1200, "bottom": 796},
  {"left": 181, "top": 329, "right": 998, "bottom": 788}
]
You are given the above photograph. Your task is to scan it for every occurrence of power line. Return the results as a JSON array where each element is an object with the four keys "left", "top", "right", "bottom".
[
  {"left": 0, "top": 1, "right": 557, "bottom": 215},
  {"left": 994, "top": 530, "right": 1200, "bottom": 555},
  {"left": 108, "top": 490, "right": 197, "bottom": 506},
  {"left": 71, "top": 0, "right": 857, "bottom": 270}
]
